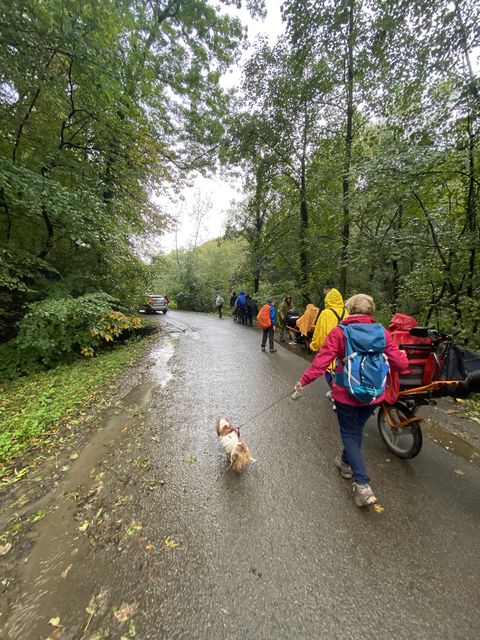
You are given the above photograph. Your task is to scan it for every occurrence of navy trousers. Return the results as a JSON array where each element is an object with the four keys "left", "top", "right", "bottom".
[{"left": 334, "top": 401, "right": 376, "bottom": 485}]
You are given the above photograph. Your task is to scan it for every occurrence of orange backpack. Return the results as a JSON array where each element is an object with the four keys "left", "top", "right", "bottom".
[{"left": 257, "top": 304, "right": 272, "bottom": 330}]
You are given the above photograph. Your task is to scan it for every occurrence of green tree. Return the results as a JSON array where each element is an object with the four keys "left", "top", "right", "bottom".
[{"left": 0, "top": 0, "right": 265, "bottom": 344}]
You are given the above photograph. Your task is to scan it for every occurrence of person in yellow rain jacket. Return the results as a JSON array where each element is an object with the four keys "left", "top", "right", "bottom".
[{"left": 310, "top": 288, "right": 348, "bottom": 405}]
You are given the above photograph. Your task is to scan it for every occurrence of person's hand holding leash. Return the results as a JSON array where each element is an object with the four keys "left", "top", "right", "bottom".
[{"left": 291, "top": 381, "right": 303, "bottom": 400}]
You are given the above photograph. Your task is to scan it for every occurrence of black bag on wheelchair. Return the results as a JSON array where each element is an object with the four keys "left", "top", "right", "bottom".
[
  {"left": 441, "top": 344, "right": 480, "bottom": 380},
  {"left": 285, "top": 309, "right": 300, "bottom": 329}
]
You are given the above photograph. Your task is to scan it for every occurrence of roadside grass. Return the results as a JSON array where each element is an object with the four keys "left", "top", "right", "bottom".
[
  {"left": 462, "top": 397, "right": 480, "bottom": 422},
  {"left": 0, "top": 333, "right": 157, "bottom": 473}
]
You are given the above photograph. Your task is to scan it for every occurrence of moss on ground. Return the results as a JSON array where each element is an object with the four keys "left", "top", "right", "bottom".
[{"left": 0, "top": 335, "right": 155, "bottom": 469}]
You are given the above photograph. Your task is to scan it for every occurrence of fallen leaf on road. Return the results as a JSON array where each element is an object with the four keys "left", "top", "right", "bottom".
[
  {"left": 145, "top": 543, "right": 154, "bottom": 551},
  {"left": 61, "top": 564, "right": 72, "bottom": 578},
  {"left": 125, "top": 522, "right": 142, "bottom": 537},
  {"left": 114, "top": 602, "right": 138, "bottom": 624},
  {"left": 49, "top": 616, "right": 61, "bottom": 627},
  {"left": 164, "top": 536, "right": 180, "bottom": 549},
  {"left": 78, "top": 520, "right": 90, "bottom": 532},
  {"left": 187, "top": 455, "right": 197, "bottom": 464},
  {"left": 32, "top": 510, "right": 45, "bottom": 523},
  {"left": 372, "top": 504, "right": 384, "bottom": 513},
  {"left": 454, "top": 469, "right": 465, "bottom": 475},
  {"left": 0, "top": 542, "right": 12, "bottom": 556},
  {"left": 69, "top": 452, "right": 79, "bottom": 460}
]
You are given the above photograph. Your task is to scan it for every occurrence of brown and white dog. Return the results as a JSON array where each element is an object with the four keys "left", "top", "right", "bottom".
[{"left": 215, "top": 417, "right": 256, "bottom": 472}]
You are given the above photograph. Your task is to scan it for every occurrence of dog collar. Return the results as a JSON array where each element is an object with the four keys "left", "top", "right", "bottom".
[{"left": 227, "top": 425, "right": 241, "bottom": 437}]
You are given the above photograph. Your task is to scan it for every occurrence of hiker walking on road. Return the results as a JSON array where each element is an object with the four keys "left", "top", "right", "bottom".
[
  {"left": 257, "top": 299, "right": 277, "bottom": 353},
  {"left": 292, "top": 294, "right": 408, "bottom": 508},
  {"left": 215, "top": 294, "right": 224, "bottom": 318},
  {"left": 310, "top": 288, "right": 347, "bottom": 353},
  {"left": 310, "top": 288, "right": 349, "bottom": 408}
]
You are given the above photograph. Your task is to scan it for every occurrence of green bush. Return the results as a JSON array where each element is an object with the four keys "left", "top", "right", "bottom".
[{"left": 0, "top": 293, "right": 145, "bottom": 377}]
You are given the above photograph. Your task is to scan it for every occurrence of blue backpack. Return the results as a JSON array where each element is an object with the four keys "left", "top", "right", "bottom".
[{"left": 334, "top": 323, "right": 390, "bottom": 403}]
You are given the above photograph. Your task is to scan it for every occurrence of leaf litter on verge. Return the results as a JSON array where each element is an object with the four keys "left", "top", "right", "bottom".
[
  {"left": 114, "top": 601, "right": 138, "bottom": 624},
  {"left": 0, "top": 542, "right": 12, "bottom": 556}
]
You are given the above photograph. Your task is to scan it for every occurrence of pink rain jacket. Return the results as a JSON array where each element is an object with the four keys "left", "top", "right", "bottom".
[{"left": 299, "top": 315, "right": 409, "bottom": 406}]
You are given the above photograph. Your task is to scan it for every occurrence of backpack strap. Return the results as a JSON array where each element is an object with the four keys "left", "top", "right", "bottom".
[
  {"left": 330, "top": 308, "right": 345, "bottom": 323},
  {"left": 333, "top": 324, "right": 348, "bottom": 387}
]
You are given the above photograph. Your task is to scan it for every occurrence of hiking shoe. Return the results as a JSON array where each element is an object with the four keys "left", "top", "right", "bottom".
[
  {"left": 261, "top": 347, "right": 266, "bottom": 352},
  {"left": 326, "top": 390, "right": 333, "bottom": 400},
  {"left": 269, "top": 348, "right": 277, "bottom": 353},
  {"left": 331, "top": 402, "right": 336, "bottom": 411},
  {"left": 334, "top": 455, "right": 352, "bottom": 479},
  {"left": 353, "top": 483, "right": 377, "bottom": 507},
  {"left": 288, "top": 341, "right": 299, "bottom": 346}
]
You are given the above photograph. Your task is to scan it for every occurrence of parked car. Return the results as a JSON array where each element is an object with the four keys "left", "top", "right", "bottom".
[{"left": 142, "top": 294, "right": 168, "bottom": 314}]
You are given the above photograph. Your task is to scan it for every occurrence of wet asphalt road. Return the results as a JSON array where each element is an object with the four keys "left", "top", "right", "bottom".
[
  {"left": 5, "top": 309, "right": 480, "bottom": 640},
  {"left": 136, "top": 310, "right": 480, "bottom": 639}
]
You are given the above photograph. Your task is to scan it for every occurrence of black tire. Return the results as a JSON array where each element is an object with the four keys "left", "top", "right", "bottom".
[
  {"left": 377, "top": 402, "right": 423, "bottom": 459},
  {"left": 163, "top": 309, "right": 167, "bottom": 314}
]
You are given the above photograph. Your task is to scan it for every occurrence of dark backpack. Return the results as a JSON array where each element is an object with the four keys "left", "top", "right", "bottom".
[{"left": 335, "top": 323, "right": 390, "bottom": 403}]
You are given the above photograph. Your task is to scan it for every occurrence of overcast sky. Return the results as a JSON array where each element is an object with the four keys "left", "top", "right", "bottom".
[{"left": 155, "top": 0, "right": 284, "bottom": 254}]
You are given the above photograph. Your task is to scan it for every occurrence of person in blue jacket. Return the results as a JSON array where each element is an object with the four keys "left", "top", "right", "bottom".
[{"left": 236, "top": 290, "right": 247, "bottom": 324}]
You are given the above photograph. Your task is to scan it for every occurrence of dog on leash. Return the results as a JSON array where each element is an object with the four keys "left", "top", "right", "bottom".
[{"left": 215, "top": 417, "right": 256, "bottom": 472}]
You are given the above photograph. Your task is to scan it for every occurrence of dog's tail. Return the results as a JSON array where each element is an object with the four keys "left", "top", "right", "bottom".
[{"left": 231, "top": 441, "right": 256, "bottom": 472}]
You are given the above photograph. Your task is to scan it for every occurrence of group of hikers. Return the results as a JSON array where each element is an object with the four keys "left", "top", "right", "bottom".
[
  {"left": 233, "top": 286, "right": 410, "bottom": 509},
  {"left": 216, "top": 291, "right": 259, "bottom": 325}
]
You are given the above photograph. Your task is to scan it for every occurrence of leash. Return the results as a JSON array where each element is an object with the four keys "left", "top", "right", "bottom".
[{"left": 236, "top": 389, "right": 294, "bottom": 430}]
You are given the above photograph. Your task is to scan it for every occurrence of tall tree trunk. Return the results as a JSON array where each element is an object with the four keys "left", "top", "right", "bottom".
[
  {"left": 0, "top": 188, "right": 12, "bottom": 244},
  {"left": 455, "top": 1, "right": 478, "bottom": 299},
  {"left": 339, "top": 0, "right": 354, "bottom": 297},
  {"left": 299, "top": 151, "right": 309, "bottom": 306},
  {"left": 466, "top": 116, "right": 477, "bottom": 298},
  {"left": 251, "top": 161, "right": 267, "bottom": 295},
  {"left": 38, "top": 205, "right": 54, "bottom": 259},
  {"left": 391, "top": 204, "right": 403, "bottom": 307}
]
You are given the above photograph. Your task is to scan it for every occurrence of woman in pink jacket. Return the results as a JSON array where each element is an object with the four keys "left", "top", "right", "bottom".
[{"left": 293, "top": 294, "right": 408, "bottom": 507}]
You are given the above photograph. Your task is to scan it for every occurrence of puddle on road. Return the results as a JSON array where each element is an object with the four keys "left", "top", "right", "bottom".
[
  {"left": 147, "top": 339, "right": 177, "bottom": 387},
  {"left": 423, "top": 419, "right": 480, "bottom": 466}
]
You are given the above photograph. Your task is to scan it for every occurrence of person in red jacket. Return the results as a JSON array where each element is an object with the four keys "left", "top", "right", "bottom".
[{"left": 293, "top": 294, "right": 408, "bottom": 507}]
